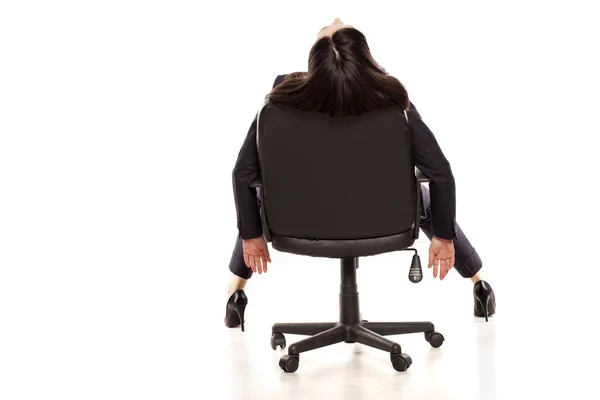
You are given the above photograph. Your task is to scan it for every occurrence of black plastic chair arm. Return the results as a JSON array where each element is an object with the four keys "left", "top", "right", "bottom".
[
  {"left": 413, "top": 169, "right": 430, "bottom": 239},
  {"left": 249, "top": 179, "right": 272, "bottom": 242},
  {"left": 416, "top": 168, "right": 431, "bottom": 183}
]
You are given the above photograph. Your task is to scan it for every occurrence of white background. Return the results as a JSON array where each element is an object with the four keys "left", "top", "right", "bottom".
[{"left": 1, "top": 1, "right": 599, "bottom": 399}]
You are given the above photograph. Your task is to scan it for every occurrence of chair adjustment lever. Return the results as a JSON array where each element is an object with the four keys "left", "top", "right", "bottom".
[{"left": 402, "top": 248, "right": 422, "bottom": 283}]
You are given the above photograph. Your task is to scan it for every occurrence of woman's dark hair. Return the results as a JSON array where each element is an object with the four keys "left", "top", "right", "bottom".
[{"left": 267, "top": 27, "right": 409, "bottom": 117}]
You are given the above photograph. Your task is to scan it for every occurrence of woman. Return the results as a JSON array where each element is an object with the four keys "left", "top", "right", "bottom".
[{"left": 225, "top": 18, "right": 496, "bottom": 331}]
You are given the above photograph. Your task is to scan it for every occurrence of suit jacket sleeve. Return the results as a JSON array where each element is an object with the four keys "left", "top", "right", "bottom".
[
  {"left": 408, "top": 102, "right": 457, "bottom": 240},
  {"left": 232, "top": 75, "right": 287, "bottom": 239}
]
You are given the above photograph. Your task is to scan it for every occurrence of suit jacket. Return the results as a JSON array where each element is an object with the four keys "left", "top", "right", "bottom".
[{"left": 232, "top": 74, "right": 457, "bottom": 241}]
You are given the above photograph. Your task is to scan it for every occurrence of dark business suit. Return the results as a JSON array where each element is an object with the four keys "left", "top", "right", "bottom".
[{"left": 229, "top": 74, "right": 482, "bottom": 279}]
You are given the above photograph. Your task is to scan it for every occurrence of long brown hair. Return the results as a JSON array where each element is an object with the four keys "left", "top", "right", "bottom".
[{"left": 267, "top": 27, "right": 409, "bottom": 117}]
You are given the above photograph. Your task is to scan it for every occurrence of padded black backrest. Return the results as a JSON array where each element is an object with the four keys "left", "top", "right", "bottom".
[{"left": 257, "top": 101, "right": 416, "bottom": 241}]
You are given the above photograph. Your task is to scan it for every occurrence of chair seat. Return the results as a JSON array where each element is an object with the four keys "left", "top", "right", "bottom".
[{"left": 271, "top": 229, "right": 415, "bottom": 258}]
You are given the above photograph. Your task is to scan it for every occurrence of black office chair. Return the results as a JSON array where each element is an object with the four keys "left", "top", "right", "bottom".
[{"left": 252, "top": 101, "right": 444, "bottom": 373}]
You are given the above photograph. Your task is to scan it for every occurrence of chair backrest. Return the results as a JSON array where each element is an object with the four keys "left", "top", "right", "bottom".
[{"left": 256, "top": 101, "right": 417, "bottom": 243}]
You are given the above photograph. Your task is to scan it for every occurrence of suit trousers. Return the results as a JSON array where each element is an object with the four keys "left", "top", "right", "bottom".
[{"left": 229, "top": 184, "right": 482, "bottom": 280}]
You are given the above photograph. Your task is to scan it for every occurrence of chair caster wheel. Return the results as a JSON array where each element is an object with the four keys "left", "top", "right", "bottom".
[
  {"left": 279, "top": 354, "right": 299, "bottom": 373},
  {"left": 391, "top": 353, "right": 412, "bottom": 372},
  {"left": 425, "top": 331, "right": 444, "bottom": 348},
  {"left": 271, "top": 332, "right": 286, "bottom": 350}
]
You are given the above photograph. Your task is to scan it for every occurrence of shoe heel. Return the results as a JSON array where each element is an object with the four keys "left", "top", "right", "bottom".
[
  {"left": 484, "top": 295, "right": 490, "bottom": 322},
  {"left": 235, "top": 304, "right": 246, "bottom": 332},
  {"left": 476, "top": 295, "right": 491, "bottom": 322}
]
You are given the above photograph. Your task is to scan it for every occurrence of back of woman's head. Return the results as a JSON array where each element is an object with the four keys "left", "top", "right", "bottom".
[{"left": 267, "top": 27, "right": 409, "bottom": 117}]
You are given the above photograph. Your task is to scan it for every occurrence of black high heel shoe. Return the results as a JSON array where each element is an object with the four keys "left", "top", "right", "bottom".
[
  {"left": 473, "top": 281, "right": 496, "bottom": 322},
  {"left": 224, "top": 290, "right": 248, "bottom": 331}
]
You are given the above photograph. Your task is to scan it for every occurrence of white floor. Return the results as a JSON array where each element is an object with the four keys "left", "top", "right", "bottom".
[
  {"left": 1, "top": 241, "right": 598, "bottom": 400},
  {"left": 206, "top": 247, "right": 597, "bottom": 400}
]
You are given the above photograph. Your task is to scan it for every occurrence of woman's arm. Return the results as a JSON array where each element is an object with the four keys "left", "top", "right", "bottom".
[
  {"left": 232, "top": 115, "right": 263, "bottom": 240},
  {"left": 408, "top": 103, "right": 457, "bottom": 240},
  {"left": 232, "top": 76, "right": 288, "bottom": 240}
]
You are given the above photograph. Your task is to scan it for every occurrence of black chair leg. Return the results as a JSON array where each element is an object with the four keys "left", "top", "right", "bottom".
[
  {"left": 362, "top": 321, "right": 434, "bottom": 336},
  {"left": 351, "top": 325, "right": 402, "bottom": 353},
  {"left": 287, "top": 325, "right": 347, "bottom": 355},
  {"left": 272, "top": 322, "right": 338, "bottom": 336}
]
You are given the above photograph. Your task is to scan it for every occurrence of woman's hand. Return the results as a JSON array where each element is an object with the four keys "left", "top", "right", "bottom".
[
  {"left": 428, "top": 236, "right": 455, "bottom": 280},
  {"left": 242, "top": 236, "right": 271, "bottom": 274}
]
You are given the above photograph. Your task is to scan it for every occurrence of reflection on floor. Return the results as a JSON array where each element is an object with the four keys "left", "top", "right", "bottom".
[{"left": 209, "top": 250, "right": 593, "bottom": 400}]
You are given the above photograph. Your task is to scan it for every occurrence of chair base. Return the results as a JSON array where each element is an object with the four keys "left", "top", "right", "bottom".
[{"left": 271, "top": 258, "right": 444, "bottom": 373}]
